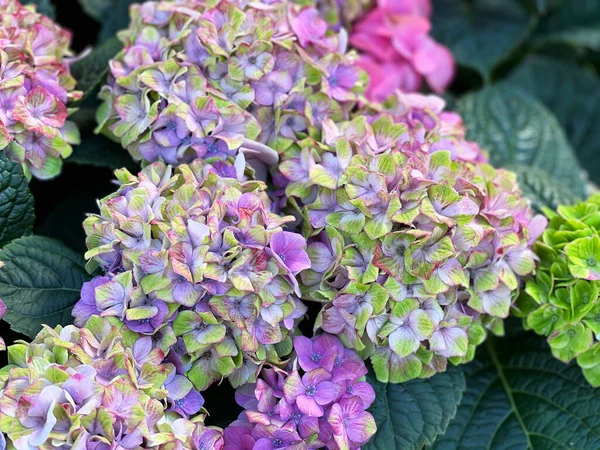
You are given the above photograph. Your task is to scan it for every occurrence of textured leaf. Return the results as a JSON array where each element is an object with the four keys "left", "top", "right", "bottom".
[
  {"left": 78, "top": 0, "right": 138, "bottom": 42},
  {"left": 0, "top": 236, "right": 91, "bottom": 338},
  {"left": 507, "top": 56, "right": 600, "bottom": 184},
  {"left": 431, "top": 0, "right": 532, "bottom": 80},
  {"left": 365, "top": 366, "right": 466, "bottom": 450},
  {"left": 71, "top": 37, "right": 123, "bottom": 103},
  {"left": 22, "top": 0, "right": 56, "bottom": 19},
  {"left": 0, "top": 153, "right": 34, "bottom": 247},
  {"left": 512, "top": 166, "right": 580, "bottom": 213},
  {"left": 457, "top": 86, "right": 586, "bottom": 197},
  {"left": 429, "top": 334, "right": 600, "bottom": 450},
  {"left": 534, "top": 0, "right": 600, "bottom": 51}
]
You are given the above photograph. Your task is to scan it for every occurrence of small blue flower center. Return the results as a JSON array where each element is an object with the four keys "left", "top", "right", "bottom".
[
  {"left": 167, "top": 120, "right": 176, "bottom": 131},
  {"left": 175, "top": 399, "right": 185, "bottom": 407},
  {"left": 278, "top": 253, "right": 286, "bottom": 262},
  {"left": 248, "top": 56, "right": 257, "bottom": 65},
  {"left": 272, "top": 438, "right": 283, "bottom": 448},
  {"left": 329, "top": 76, "right": 338, "bottom": 87},
  {"left": 208, "top": 143, "right": 219, "bottom": 153},
  {"left": 305, "top": 385, "right": 317, "bottom": 396},
  {"left": 311, "top": 352, "right": 322, "bottom": 362},
  {"left": 335, "top": 357, "right": 344, "bottom": 367}
]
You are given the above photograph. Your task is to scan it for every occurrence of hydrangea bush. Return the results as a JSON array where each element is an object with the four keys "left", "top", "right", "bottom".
[
  {"left": 277, "top": 93, "right": 545, "bottom": 382},
  {"left": 77, "top": 159, "right": 311, "bottom": 390},
  {"left": 0, "top": 0, "right": 81, "bottom": 179},
  {"left": 516, "top": 194, "right": 600, "bottom": 387},
  {"left": 0, "top": 315, "right": 222, "bottom": 449},
  {"left": 96, "top": 0, "right": 366, "bottom": 167},
  {"left": 224, "top": 333, "right": 376, "bottom": 450}
]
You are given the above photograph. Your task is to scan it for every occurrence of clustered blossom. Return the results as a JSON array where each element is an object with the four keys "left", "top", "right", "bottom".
[
  {"left": 97, "top": 0, "right": 365, "bottom": 169},
  {"left": 277, "top": 93, "right": 546, "bottom": 382},
  {"left": 0, "top": 315, "right": 223, "bottom": 449},
  {"left": 349, "top": 0, "right": 455, "bottom": 102},
  {"left": 224, "top": 333, "right": 376, "bottom": 450},
  {"left": 0, "top": 0, "right": 81, "bottom": 179},
  {"left": 517, "top": 195, "right": 600, "bottom": 387},
  {"left": 77, "top": 159, "right": 310, "bottom": 391},
  {"left": 313, "top": 0, "right": 372, "bottom": 31}
]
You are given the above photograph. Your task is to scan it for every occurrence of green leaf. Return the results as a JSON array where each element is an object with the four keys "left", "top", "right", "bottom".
[
  {"left": 22, "top": 0, "right": 56, "bottom": 19},
  {"left": 365, "top": 366, "right": 465, "bottom": 450},
  {"left": 68, "top": 134, "right": 136, "bottom": 169},
  {"left": 78, "top": 0, "right": 138, "bottom": 43},
  {"left": 507, "top": 56, "right": 600, "bottom": 185},
  {"left": 70, "top": 37, "right": 123, "bottom": 103},
  {"left": 431, "top": 0, "right": 532, "bottom": 81},
  {"left": 429, "top": 334, "right": 600, "bottom": 450},
  {"left": 512, "top": 165, "right": 579, "bottom": 213},
  {"left": 0, "top": 153, "right": 34, "bottom": 247},
  {"left": 534, "top": 0, "right": 600, "bottom": 51},
  {"left": 457, "top": 86, "right": 586, "bottom": 197},
  {"left": 0, "top": 236, "right": 91, "bottom": 338}
]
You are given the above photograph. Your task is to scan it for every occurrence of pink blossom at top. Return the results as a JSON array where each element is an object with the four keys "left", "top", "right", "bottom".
[{"left": 350, "top": 0, "right": 455, "bottom": 101}]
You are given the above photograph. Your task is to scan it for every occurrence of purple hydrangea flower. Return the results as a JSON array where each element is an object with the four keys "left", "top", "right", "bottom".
[
  {"left": 224, "top": 333, "right": 376, "bottom": 450},
  {"left": 97, "top": 0, "right": 365, "bottom": 170},
  {"left": 79, "top": 160, "right": 311, "bottom": 391},
  {"left": 275, "top": 94, "right": 544, "bottom": 383},
  {"left": 0, "top": 316, "right": 223, "bottom": 450}
]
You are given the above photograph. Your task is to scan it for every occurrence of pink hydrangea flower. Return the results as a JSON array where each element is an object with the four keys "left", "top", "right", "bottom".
[{"left": 350, "top": 0, "right": 455, "bottom": 101}]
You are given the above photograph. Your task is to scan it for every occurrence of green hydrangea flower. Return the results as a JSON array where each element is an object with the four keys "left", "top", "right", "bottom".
[{"left": 516, "top": 194, "right": 600, "bottom": 386}]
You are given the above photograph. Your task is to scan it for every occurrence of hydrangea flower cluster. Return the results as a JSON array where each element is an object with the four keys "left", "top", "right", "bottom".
[
  {"left": 277, "top": 98, "right": 545, "bottom": 382},
  {"left": 349, "top": 0, "right": 455, "bottom": 102},
  {"left": 224, "top": 333, "right": 376, "bottom": 450},
  {"left": 77, "top": 159, "right": 310, "bottom": 390},
  {"left": 313, "top": 0, "right": 372, "bottom": 31},
  {"left": 97, "top": 0, "right": 365, "bottom": 168},
  {"left": 0, "top": 315, "right": 223, "bottom": 449},
  {"left": 517, "top": 195, "right": 600, "bottom": 387},
  {"left": 0, "top": 0, "right": 81, "bottom": 179}
]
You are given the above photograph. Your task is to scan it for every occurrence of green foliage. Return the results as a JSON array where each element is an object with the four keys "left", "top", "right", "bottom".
[
  {"left": 78, "top": 0, "right": 139, "bottom": 42},
  {"left": 365, "top": 367, "right": 465, "bottom": 450},
  {"left": 0, "top": 153, "right": 34, "bottom": 247},
  {"left": 0, "top": 236, "right": 91, "bottom": 338},
  {"left": 507, "top": 56, "right": 600, "bottom": 184},
  {"left": 429, "top": 334, "right": 600, "bottom": 449},
  {"left": 431, "top": 0, "right": 533, "bottom": 81},
  {"left": 512, "top": 165, "right": 580, "bottom": 213},
  {"left": 457, "top": 85, "right": 587, "bottom": 197},
  {"left": 21, "top": 0, "right": 55, "bottom": 19},
  {"left": 70, "top": 37, "right": 124, "bottom": 103},
  {"left": 534, "top": 0, "right": 600, "bottom": 51}
]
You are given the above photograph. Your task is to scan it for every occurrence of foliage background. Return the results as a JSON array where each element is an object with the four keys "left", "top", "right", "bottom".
[{"left": 2, "top": 0, "right": 600, "bottom": 448}]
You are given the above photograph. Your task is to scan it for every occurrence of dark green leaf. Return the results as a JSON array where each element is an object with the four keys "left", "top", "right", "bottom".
[
  {"left": 77, "top": 0, "right": 138, "bottom": 43},
  {"left": 431, "top": 0, "right": 533, "bottom": 81},
  {"left": 0, "top": 153, "right": 34, "bottom": 247},
  {"left": 365, "top": 366, "right": 465, "bottom": 450},
  {"left": 0, "top": 236, "right": 91, "bottom": 338},
  {"left": 71, "top": 37, "right": 123, "bottom": 103},
  {"left": 21, "top": 0, "right": 56, "bottom": 19},
  {"left": 513, "top": 166, "right": 580, "bottom": 213},
  {"left": 457, "top": 85, "right": 586, "bottom": 197},
  {"left": 534, "top": 0, "right": 600, "bottom": 51},
  {"left": 429, "top": 334, "right": 600, "bottom": 450},
  {"left": 507, "top": 56, "right": 600, "bottom": 184},
  {"left": 68, "top": 134, "right": 137, "bottom": 170}
]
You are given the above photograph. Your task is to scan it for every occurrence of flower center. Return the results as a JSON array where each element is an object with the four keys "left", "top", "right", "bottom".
[
  {"left": 167, "top": 120, "right": 176, "bottom": 131},
  {"left": 248, "top": 56, "right": 257, "bottom": 65},
  {"left": 305, "top": 385, "right": 317, "bottom": 396},
  {"left": 278, "top": 253, "right": 286, "bottom": 262},
  {"left": 335, "top": 357, "right": 344, "bottom": 367},
  {"left": 329, "top": 76, "right": 338, "bottom": 87},
  {"left": 311, "top": 352, "right": 322, "bottom": 362},
  {"left": 588, "top": 258, "right": 597, "bottom": 267},
  {"left": 208, "top": 143, "right": 219, "bottom": 153},
  {"left": 272, "top": 439, "right": 283, "bottom": 448},
  {"left": 175, "top": 399, "right": 185, "bottom": 407}
]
